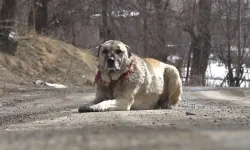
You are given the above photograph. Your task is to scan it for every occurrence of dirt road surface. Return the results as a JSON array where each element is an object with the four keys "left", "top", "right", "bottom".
[{"left": 0, "top": 85, "right": 250, "bottom": 150}]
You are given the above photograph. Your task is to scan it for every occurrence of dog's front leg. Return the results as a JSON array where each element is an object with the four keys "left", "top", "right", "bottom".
[
  {"left": 78, "top": 89, "right": 108, "bottom": 113},
  {"left": 78, "top": 97, "right": 134, "bottom": 112}
]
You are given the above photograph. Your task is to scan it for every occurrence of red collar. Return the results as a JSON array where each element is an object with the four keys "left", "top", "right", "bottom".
[{"left": 93, "top": 58, "right": 135, "bottom": 87}]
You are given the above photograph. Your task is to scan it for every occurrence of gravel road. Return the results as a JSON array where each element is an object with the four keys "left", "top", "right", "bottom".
[{"left": 0, "top": 85, "right": 250, "bottom": 150}]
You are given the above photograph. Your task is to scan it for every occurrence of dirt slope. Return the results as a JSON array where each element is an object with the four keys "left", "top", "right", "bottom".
[{"left": 0, "top": 35, "right": 97, "bottom": 87}]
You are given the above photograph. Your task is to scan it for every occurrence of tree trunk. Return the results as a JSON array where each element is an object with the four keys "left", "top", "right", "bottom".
[
  {"left": 188, "top": 0, "right": 212, "bottom": 86},
  {"left": 28, "top": 0, "right": 49, "bottom": 33},
  {"left": 0, "top": 0, "right": 18, "bottom": 55},
  {"left": 185, "top": 42, "right": 193, "bottom": 85},
  {"left": 225, "top": 0, "right": 243, "bottom": 87},
  {"left": 235, "top": 0, "right": 242, "bottom": 87},
  {"left": 143, "top": 0, "right": 148, "bottom": 57},
  {"left": 226, "top": 38, "right": 234, "bottom": 87},
  {"left": 101, "top": 0, "right": 111, "bottom": 41},
  {"left": 153, "top": 0, "right": 168, "bottom": 61},
  {"left": 72, "top": 23, "right": 76, "bottom": 46}
]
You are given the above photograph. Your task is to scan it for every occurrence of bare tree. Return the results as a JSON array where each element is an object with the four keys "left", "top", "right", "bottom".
[
  {"left": 235, "top": 0, "right": 242, "bottom": 86},
  {"left": 101, "top": 0, "right": 109, "bottom": 41},
  {"left": 213, "top": 0, "right": 250, "bottom": 87},
  {"left": 28, "top": 0, "right": 50, "bottom": 33},
  {"left": 184, "top": 0, "right": 212, "bottom": 86},
  {"left": 137, "top": 0, "right": 149, "bottom": 57},
  {"left": 0, "top": 0, "right": 18, "bottom": 55},
  {"left": 152, "top": 0, "right": 169, "bottom": 61}
]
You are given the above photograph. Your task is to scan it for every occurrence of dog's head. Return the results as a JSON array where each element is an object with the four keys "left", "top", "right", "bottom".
[{"left": 97, "top": 40, "right": 132, "bottom": 72}]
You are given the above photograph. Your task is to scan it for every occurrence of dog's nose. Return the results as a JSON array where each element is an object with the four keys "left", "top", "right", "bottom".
[{"left": 107, "top": 57, "right": 115, "bottom": 63}]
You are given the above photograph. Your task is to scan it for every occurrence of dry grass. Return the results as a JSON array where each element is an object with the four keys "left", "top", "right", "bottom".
[{"left": 0, "top": 34, "right": 97, "bottom": 87}]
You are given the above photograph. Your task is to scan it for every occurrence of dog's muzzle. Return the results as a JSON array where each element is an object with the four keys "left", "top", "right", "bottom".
[
  {"left": 106, "top": 57, "right": 120, "bottom": 71},
  {"left": 107, "top": 57, "right": 115, "bottom": 67}
]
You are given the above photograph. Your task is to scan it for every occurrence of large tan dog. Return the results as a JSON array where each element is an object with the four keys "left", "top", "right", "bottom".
[{"left": 78, "top": 40, "right": 182, "bottom": 112}]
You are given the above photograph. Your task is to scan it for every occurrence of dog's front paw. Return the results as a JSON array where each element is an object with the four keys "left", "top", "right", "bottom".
[{"left": 78, "top": 105, "right": 98, "bottom": 113}]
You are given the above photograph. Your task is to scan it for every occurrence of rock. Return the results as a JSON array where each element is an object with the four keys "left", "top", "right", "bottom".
[
  {"left": 34, "top": 80, "right": 44, "bottom": 85},
  {"left": 186, "top": 112, "right": 195, "bottom": 115}
]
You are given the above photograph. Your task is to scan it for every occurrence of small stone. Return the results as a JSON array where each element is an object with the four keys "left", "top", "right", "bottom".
[
  {"left": 186, "top": 112, "right": 195, "bottom": 115},
  {"left": 214, "top": 120, "right": 217, "bottom": 122},
  {"left": 111, "top": 124, "right": 117, "bottom": 127},
  {"left": 34, "top": 80, "right": 43, "bottom": 85}
]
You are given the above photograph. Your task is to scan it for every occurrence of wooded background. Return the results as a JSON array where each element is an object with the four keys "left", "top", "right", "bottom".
[{"left": 0, "top": 0, "right": 250, "bottom": 87}]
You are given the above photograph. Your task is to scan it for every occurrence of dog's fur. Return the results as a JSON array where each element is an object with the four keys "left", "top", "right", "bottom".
[{"left": 78, "top": 40, "right": 182, "bottom": 112}]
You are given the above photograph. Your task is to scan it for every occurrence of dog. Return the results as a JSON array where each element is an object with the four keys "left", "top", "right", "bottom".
[{"left": 78, "top": 40, "right": 182, "bottom": 112}]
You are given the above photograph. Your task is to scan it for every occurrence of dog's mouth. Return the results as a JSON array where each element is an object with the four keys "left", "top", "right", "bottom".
[
  {"left": 107, "top": 65, "right": 120, "bottom": 71},
  {"left": 108, "top": 67, "right": 120, "bottom": 71},
  {"left": 106, "top": 60, "right": 120, "bottom": 71}
]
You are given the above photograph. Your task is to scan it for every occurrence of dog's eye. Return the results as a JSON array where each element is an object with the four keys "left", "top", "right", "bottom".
[
  {"left": 102, "top": 49, "right": 108, "bottom": 54},
  {"left": 115, "top": 49, "right": 123, "bottom": 55}
]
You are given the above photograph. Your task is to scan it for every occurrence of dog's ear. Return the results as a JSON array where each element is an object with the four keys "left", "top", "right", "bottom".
[
  {"left": 125, "top": 45, "right": 132, "bottom": 58},
  {"left": 97, "top": 45, "right": 102, "bottom": 57}
]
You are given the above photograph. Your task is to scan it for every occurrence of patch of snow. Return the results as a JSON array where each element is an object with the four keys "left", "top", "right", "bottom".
[
  {"left": 112, "top": 10, "right": 139, "bottom": 18},
  {"left": 90, "top": 13, "right": 101, "bottom": 18},
  {"left": 167, "top": 55, "right": 181, "bottom": 63},
  {"left": 166, "top": 44, "right": 176, "bottom": 48},
  {"left": 45, "top": 82, "right": 67, "bottom": 89},
  {"left": 206, "top": 62, "right": 227, "bottom": 78},
  {"left": 68, "top": 10, "right": 75, "bottom": 14},
  {"left": 90, "top": 10, "right": 139, "bottom": 19},
  {"left": 182, "top": 60, "right": 250, "bottom": 87},
  {"left": 230, "top": 46, "right": 250, "bottom": 53},
  {"left": 209, "top": 54, "right": 216, "bottom": 59},
  {"left": 34, "top": 80, "right": 67, "bottom": 88},
  {"left": 34, "top": 80, "right": 43, "bottom": 85},
  {"left": 8, "top": 32, "right": 17, "bottom": 40}
]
